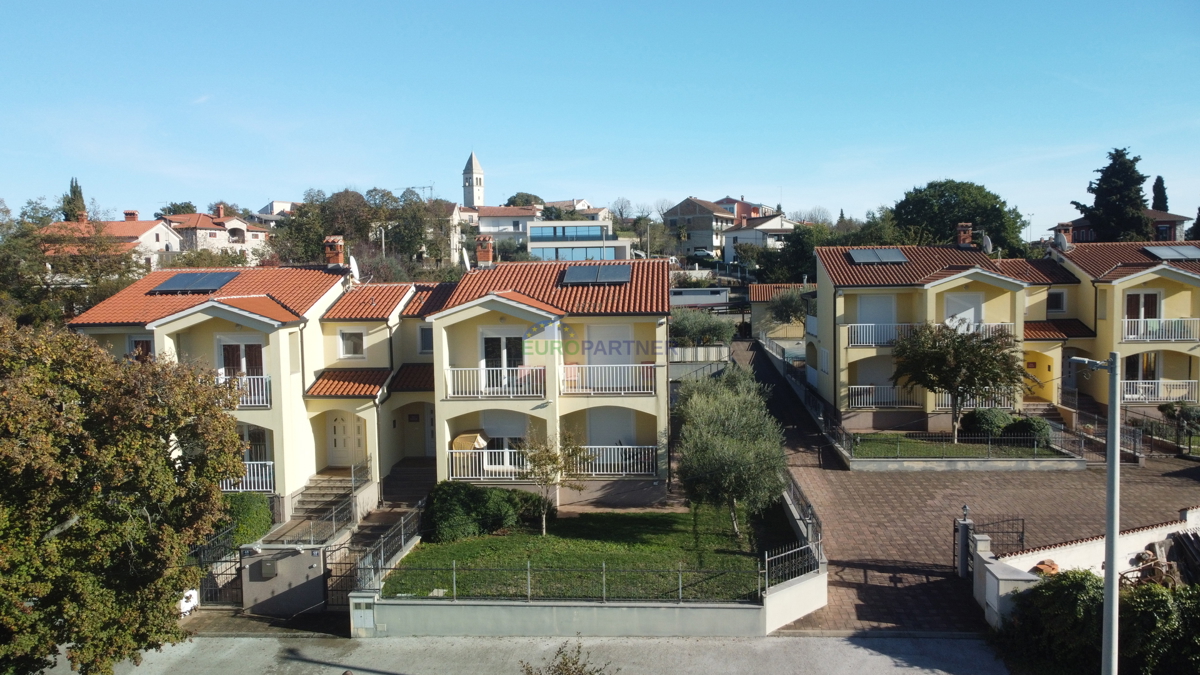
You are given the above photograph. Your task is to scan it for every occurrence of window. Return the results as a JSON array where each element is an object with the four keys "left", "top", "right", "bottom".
[
  {"left": 340, "top": 330, "right": 365, "bottom": 358},
  {"left": 819, "top": 348, "right": 830, "bottom": 374},
  {"left": 732, "top": 237, "right": 738, "bottom": 244},
  {"left": 669, "top": 218, "right": 677, "bottom": 227},
  {"left": 128, "top": 335, "right": 153, "bottom": 361},
  {"left": 155, "top": 233, "right": 160, "bottom": 242},
  {"left": 252, "top": 233, "right": 259, "bottom": 239},
  {"left": 209, "top": 231, "right": 217, "bottom": 238},
  {"left": 419, "top": 325, "right": 433, "bottom": 353},
  {"left": 512, "top": 220, "right": 520, "bottom": 231},
  {"left": 165, "top": 243, "right": 171, "bottom": 251},
  {"left": 1047, "top": 290, "right": 1066, "bottom": 313}
]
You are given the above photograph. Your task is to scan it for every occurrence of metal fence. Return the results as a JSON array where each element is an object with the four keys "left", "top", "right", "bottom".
[
  {"left": 786, "top": 473, "right": 822, "bottom": 546},
  {"left": 356, "top": 499, "right": 427, "bottom": 591},
  {"left": 187, "top": 524, "right": 242, "bottom": 606},
  {"left": 276, "top": 494, "right": 357, "bottom": 545},
  {"left": 1073, "top": 410, "right": 1143, "bottom": 457},
  {"left": 764, "top": 541, "right": 822, "bottom": 588},
  {"left": 849, "top": 432, "right": 1065, "bottom": 459}
]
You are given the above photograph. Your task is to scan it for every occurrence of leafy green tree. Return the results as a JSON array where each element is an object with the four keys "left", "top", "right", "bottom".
[
  {"left": 520, "top": 432, "right": 589, "bottom": 536},
  {"left": 60, "top": 177, "right": 85, "bottom": 222},
  {"left": 669, "top": 307, "right": 734, "bottom": 345},
  {"left": 206, "top": 200, "right": 252, "bottom": 220},
  {"left": 675, "top": 366, "right": 786, "bottom": 537},
  {"left": 542, "top": 205, "right": 586, "bottom": 221},
  {"left": 0, "top": 318, "right": 244, "bottom": 674},
  {"left": 154, "top": 202, "right": 196, "bottom": 218},
  {"left": 19, "top": 197, "right": 57, "bottom": 228},
  {"left": 767, "top": 288, "right": 808, "bottom": 324},
  {"left": 733, "top": 242, "right": 765, "bottom": 267},
  {"left": 1071, "top": 148, "right": 1153, "bottom": 242},
  {"left": 505, "top": 192, "right": 544, "bottom": 207},
  {"left": 894, "top": 179, "right": 1028, "bottom": 255},
  {"left": 270, "top": 200, "right": 329, "bottom": 263},
  {"left": 165, "top": 248, "right": 248, "bottom": 268},
  {"left": 1151, "top": 175, "right": 1168, "bottom": 212},
  {"left": 891, "top": 323, "right": 1029, "bottom": 443}
]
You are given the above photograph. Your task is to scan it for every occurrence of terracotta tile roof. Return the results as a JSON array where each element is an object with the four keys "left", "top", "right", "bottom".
[
  {"left": 401, "top": 283, "right": 457, "bottom": 317},
  {"left": 1024, "top": 319, "right": 1096, "bottom": 341},
  {"left": 388, "top": 363, "right": 434, "bottom": 392},
  {"left": 475, "top": 206, "right": 539, "bottom": 218},
  {"left": 164, "top": 213, "right": 269, "bottom": 232},
  {"left": 749, "top": 284, "right": 814, "bottom": 303},
  {"left": 306, "top": 368, "right": 391, "bottom": 398},
  {"left": 68, "top": 267, "right": 346, "bottom": 327},
  {"left": 1057, "top": 241, "right": 1200, "bottom": 280},
  {"left": 45, "top": 219, "right": 168, "bottom": 239},
  {"left": 577, "top": 208, "right": 607, "bottom": 215},
  {"left": 689, "top": 198, "right": 737, "bottom": 217},
  {"left": 323, "top": 283, "right": 413, "bottom": 321},
  {"left": 994, "top": 258, "right": 1079, "bottom": 285},
  {"left": 816, "top": 246, "right": 1022, "bottom": 288},
  {"left": 489, "top": 290, "right": 565, "bottom": 315},
  {"left": 443, "top": 260, "right": 669, "bottom": 316},
  {"left": 215, "top": 295, "right": 301, "bottom": 323}
]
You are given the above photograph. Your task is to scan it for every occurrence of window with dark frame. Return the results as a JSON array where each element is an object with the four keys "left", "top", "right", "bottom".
[{"left": 1047, "top": 290, "right": 1066, "bottom": 313}]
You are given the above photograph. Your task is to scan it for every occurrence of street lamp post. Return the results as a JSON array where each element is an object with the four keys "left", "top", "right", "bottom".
[{"left": 1069, "top": 352, "right": 1121, "bottom": 675}]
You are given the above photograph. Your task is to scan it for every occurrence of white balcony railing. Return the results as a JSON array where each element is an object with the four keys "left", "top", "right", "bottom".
[
  {"left": 220, "top": 461, "right": 274, "bottom": 492},
  {"left": 217, "top": 375, "right": 271, "bottom": 408},
  {"left": 935, "top": 390, "right": 1015, "bottom": 410},
  {"left": 1122, "top": 318, "right": 1200, "bottom": 342},
  {"left": 806, "top": 315, "right": 818, "bottom": 337},
  {"left": 447, "top": 449, "right": 526, "bottom": 480},
  {"left": 569, "top": 446, "right": 658, "bottom": 477},
  {"left": 446, "top": 367, "right": 545, "bottom": 398},
  {"left": 1121, "top": 380, "right": 1199, "bottom": 403},
  {"left": 847, "top": 385, "right": 922, "bottom": 408},
  {"left": 560, "top": 365, "right": 656, "bottom": 395},
  {"left": 846, "top": 323, "right": 919, "bottom": 347},
  {"left": 950, "top": 322, "right": 1014, "bottom": 337}
]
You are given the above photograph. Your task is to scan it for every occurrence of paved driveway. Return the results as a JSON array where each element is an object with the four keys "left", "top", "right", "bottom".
[
  {"left": 731, "top": 341, "right": 1200, "bottom": 633},
  {"left": 50, "top": 636, "right": 1008, "bottom": 675}
]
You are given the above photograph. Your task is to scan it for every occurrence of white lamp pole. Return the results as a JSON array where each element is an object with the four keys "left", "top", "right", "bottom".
[{"left": 1070, "top": 352, "right": 1121, "bottom": 674}]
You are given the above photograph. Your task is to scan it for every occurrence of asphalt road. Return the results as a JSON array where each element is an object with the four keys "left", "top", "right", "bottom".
[{"left": 52, "top": 636, "right": 1008, "bottom": 675}]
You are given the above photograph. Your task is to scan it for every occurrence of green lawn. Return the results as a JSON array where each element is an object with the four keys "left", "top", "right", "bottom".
[
  {"left": 851, "top": 433, "right": 1068, "bottom": 459},
  {"left": 381, "top": 504, "right": 795, "bottom": 602}
]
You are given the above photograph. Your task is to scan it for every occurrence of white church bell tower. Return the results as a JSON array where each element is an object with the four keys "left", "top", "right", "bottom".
[{"left": 463, "top": 152, "right": 484, "bottom": 208}]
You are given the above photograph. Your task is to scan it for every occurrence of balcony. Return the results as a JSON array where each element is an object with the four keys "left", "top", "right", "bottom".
[
  {"left": 448, "top": 446, "right": 658, "bottom": 480},
  {"left": 1122, "top": 318, "right": 1200, "bottom": 342},
  {"left": 846, "top": 323, "right": 918, "bottom": 347},
  {"left": 1121, "top": 380, "right": 1199, "bottom": 403},
  {"left": 220, "top": 461, "right": 274, "bottom": 492},
  {"left": 559, "top": 364, "right": 656, "bottom": 395},
  {"left": 806, "top": 364, "right": 818, "bottom": 386},
  {"left": 847, "top": 385, "right": 922, "bottom": 408},
  {"left": 217, "top": 375, "right": 271, "bottom": 408},
  {"left": 446, "top": 367, "right": 545, "bottom": 398}
]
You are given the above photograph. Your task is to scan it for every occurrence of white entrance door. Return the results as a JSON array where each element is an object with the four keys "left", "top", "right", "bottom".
[
  {"left": 588, "top": 407, "right": 635, "bottom": 446},
  {"left": 944, "top": 293, "right": 984, "bottom": 329},
  {"left": 424, "top": 404, "right": 436, "bottom": 457},
  {"left": 328, "top": 414, "right": 362, "bottom": 466}
]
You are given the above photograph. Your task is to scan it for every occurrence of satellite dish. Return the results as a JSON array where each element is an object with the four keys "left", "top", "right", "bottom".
[
  {"left": 981, "top": 233, "right": 994, "bottom": 255},
  {"left": 349, "top": 255, "right": 361, "bottom": 282},
  {"left": 1054, "top": 231, "right": 1069, "bottom": 251}
]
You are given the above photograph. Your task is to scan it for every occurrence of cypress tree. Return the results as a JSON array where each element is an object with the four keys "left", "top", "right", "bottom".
[
  {"left": 1070, "top": 148, "right": 1152, "bottom": 242},
  {"left": 59, "top": 177, "right": 85, "bottom": 222},
  {"left": 1152, "top": 176, "right": 1168, "bottom": 211}
]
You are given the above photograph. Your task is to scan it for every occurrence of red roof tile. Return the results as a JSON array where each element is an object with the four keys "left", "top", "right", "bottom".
[
  {"left": 323, "top": 283, "right": 413, "bottom": 321},
  {"left": 1024, "top": 319, "right": 1096, "bottom": 341},
  {"left": 401, "top": 283, "right": 457, "bottom": 318},
  {"left": 215, "top": 295, "right": 301, "bottom": 323},
  {"left": 816, "top": 246, "right": 1022, "bottom": 288},
  {"left": 165, "top": 213, "right": 269, "bottom": 232},
  {"left": 388, "top": 363, "right": 434, "bottom": 392},
  {"left": 994, "top": 259, "right": 1079, "bottom": 285},
  {"left": 68, "top": 267, "right": 345, "bottom": 327},
  {"left": 1058, "top": 242, "right": 1200, "bottom": 280},
  {"left": 306, "top": 369, "right": 391, "bottom": 398},
  {"left": 442, "top": 260, "right": 669, "bottom": 316},
  {"left": 475, "top": 206, "right": 539, "bottom": 218},
  {"left": 45, "top": 219, "right": 169, "bottom": 239},
  {"left": 749, "top": 284, "right": 814, "bottom": 303}
]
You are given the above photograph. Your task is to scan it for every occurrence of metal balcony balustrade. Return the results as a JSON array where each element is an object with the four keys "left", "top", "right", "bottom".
[
  {"left": 1121, "top": 380, "right": 1199, "bottom": 403},
  {"left": 559, "top": 364, "right": 656, "bottom": 395},
  {"left": 446, "top": 367, "right": 546, "bottom": 398},
  {"left": 216, "top": 374, "right": 271, "bottom": 408},
  {"left": 1121, "top": 318, "right": 1200, "bottom": 342}
]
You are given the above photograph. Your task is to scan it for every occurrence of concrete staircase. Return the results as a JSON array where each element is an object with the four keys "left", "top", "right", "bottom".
[
  {"left": 382, "top": 457, "right": 436, "bottom": 508},
  {"left": 291, "top": 474, "right": 355, "bottom": 519},
  {"left": 1022, "top": 400, "right": 1064, "bottom": 426}
]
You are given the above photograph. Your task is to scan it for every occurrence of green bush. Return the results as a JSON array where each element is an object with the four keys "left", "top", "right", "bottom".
[
  {"left": 425, "top": 481, "right": 552, "bottom": 543},
  {"left": 960, "top": 408, "right": 1012, "bottom": 436},
  {"left": 1003, "top": 416, "right": 1052, "bottom": 446},
  {"left": 222, "top": 492, "right": 273, "bottom": 546},
  {"left": 669, "top": 308, "right": 735, "bottom": 346}
]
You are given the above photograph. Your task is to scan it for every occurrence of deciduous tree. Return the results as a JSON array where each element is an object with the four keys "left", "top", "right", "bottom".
[
  {"left": 894, "top": 180, "right": 1028, "bottom": 255},
  {"left": 154, "top": 202, "right": 196, "bottom": 218},
  {"left": 505, "top": 192, "right": 544, "bottom": 207},
  {"left": 1071, "top": 148, "right": 1153, "bottom": 242},
  {"left": 520, "top": 432, "right": 589, "bottom": 536},
  {"left": 891, "top": 323, "right": 1030, "bottom": 442},
  {"left": 164, "top": 248, "right": 248, "bottom": 268},
  {"left": 0, "top": 319, "right": 244, "bottom": 674}
]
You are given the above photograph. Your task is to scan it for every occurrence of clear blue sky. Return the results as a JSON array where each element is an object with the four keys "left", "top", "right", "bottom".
[{"left": 2, "top": 0, "right": 1197, "bottom": 238}]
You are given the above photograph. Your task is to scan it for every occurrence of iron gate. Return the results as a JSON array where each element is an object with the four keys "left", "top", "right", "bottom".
[
  {"left": 189, "top": 525, "right": 242, "bottom": 606},
  {"left": 325, "top": 544, "right": 357, "bottom": 610},
  {"left": 953, "top": 515, "right": 1026, "bottom": 573}
]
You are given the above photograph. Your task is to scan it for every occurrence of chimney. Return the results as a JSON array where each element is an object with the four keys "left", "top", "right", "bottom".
[
  {"left": 323, "top": 235, "right": 346, "bottom": 267},
  {"left": 1054, "top": 222, "right": 1073, "bottom": 247},
  {"left": 124, "top": 210, "right": 138, "bottom": 221},
  {"left": 475, "top": 234, "right": 494, "bottom": 268},
  {"left": 216, "top": 204, "right": 225, "bottom": 219},
  {"left": 956, "top": 222, "right": 973, "bottom": 249},
  {"left": 76, "top": 210, "right": 88, "bottom": 223}
]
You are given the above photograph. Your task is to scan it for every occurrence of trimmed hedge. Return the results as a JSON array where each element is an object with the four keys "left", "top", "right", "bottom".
[
  {"left": 222, "top": 492, "right": 273, "bottom": 546},
  {"left": 961, "top": 408, "right": 1012, "bottom": 436},
  {"left": 425, "top": 481, "right": 555, "bottom": 543}
]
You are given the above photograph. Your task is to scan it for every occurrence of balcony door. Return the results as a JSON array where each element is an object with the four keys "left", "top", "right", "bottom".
[
  {"left": 1125, "top": 292, "right": 1160, "bottom": 322},
  {"left": 588, "top": 407, "right": 635, "bottom": 446},
  {"left": 480, "top": 327, "right": 526, "bottom": 392},
  {"left": 218, "top": 340, "right": 263, "bottom": 377},
  {"left": 1124, "top": 352, "right": 1159, "bottom": 382},
  {"left": 858, "top": 295, "right": 896, "bottom": 344},
  {"left": 945, "top": 293, "right": 984, "bottom": 329}
]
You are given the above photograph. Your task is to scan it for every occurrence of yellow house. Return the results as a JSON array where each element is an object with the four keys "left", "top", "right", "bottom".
[
  {"left": 68, "top": 239, "right": 672, "bottom": 533},
  {"left": 1050, "top": 234, "right": 1200, "bottom": 411},
  {"left": 809, "top": 224, "right": 1091, "bottom": 431}
]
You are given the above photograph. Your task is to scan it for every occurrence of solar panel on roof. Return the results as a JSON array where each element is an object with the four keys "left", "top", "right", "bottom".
[
  {"left": 561, "top": 266, "right": 600, "bottom": 285},
  {"left": 1145, "top": 245, "right": 1200, "bottom": 261},
  {"left": 847, "top": 249, "right": 881, "bottom": 264},
  {"left": 595, "top": 264, "right": 632, "bottom": 284},
  {"left": 149, "top": 271, "right": 240, "bottom": 295},
  {"left": 848, "top": 249, "right": 907, "bottom": 265},
  {"left": 875, "top": 249, "right": 909, "bottom": 263}
]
